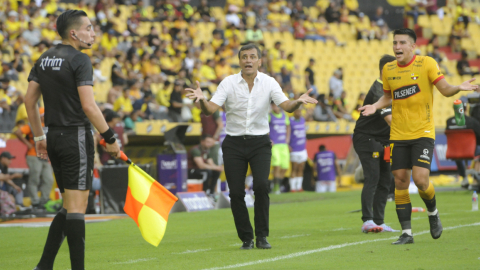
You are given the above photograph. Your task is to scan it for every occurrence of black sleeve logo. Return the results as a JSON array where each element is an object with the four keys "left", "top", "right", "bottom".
[{"left": 393, "top": 84, "right": 420, "bottom": 100}]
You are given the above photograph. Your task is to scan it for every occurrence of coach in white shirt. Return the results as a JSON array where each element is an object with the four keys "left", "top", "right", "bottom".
[{"left": 186, "top": 44, "right": 317, "bottom": 250}]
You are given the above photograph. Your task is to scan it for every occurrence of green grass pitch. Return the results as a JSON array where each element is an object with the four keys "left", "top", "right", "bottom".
[{"left": 2, "top": 190, "right": 479, "bottom": 270}]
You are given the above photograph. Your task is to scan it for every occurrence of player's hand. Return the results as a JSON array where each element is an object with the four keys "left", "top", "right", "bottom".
[
  {"left": 358, "top": 104, "right": 376, "bottom": 116},
  {"left": 105, "top": 140, "right": 121, "bottom": 159},
  {"left": 297, "top": 89, "right": 318, "bottom": 104},
  {"left": 185, "top": 81, "right": 205, "bottom": 103},
  {"left": 459, "top": 78, "right": 479, "bottom": 91},
  {"left": 36, "top": 140, "right": 48, "bottom": 160}
]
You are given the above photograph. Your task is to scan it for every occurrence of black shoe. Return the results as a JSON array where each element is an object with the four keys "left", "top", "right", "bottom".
[
  {"left": 256, "top": 237, "right": 272, "bottom": 249},
  {"left": 391, "top": 233, "right": 414, "bottom": 245},
  {"left": 240, "top": 240, "right": 254, "bottom": 250},
  {"left": 429, "top": 212, "right": 443, "bottom": 239}
]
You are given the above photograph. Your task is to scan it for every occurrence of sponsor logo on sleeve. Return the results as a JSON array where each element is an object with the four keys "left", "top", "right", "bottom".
[{"left": 393, "top": 84, "right": 420, "bottom": 100}]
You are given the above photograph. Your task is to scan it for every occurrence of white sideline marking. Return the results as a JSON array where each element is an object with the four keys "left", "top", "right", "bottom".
[
  {"left": 330, "top": 228, "right": 351, "bottom": 231},
  {"left": 202, "top": 222, "right": 480, "bottom": 270},
  {"left": 173, "top": 248, "right": 212, "bottom": 254},
  {"left": 112, "top": 258, "right": 156, "bottom": 264},
  {"left": 280, "top": 234, "right": 310, "bottom": 239}
]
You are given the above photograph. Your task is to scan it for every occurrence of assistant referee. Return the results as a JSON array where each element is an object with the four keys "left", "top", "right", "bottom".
[
  {"left": 25, "top": 10, "right": 120, "bottom": 270},
  {"left": 186, "top": 44, "right": 317, "bottom": 250}
]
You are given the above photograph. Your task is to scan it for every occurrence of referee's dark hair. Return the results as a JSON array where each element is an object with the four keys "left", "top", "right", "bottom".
[
  {"left": 379, "top": 54, "right": 396, "bottom": 74},
  {"left": 393, "top": 28, "right": 416, "bottom": 43},
  {"left": 238, "top": 43, "right": 262, "bottom": 59},
  {"left": 56, "top": 10, "right": 88, "bottom": 40}
]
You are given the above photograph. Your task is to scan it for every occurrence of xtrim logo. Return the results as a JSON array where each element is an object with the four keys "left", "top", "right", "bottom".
[
  {"left": 393, "top": 84, "right": 420, "bottom": 100},
  {"left": 39, "top": 56, "right": 65, "bottom": 70}
]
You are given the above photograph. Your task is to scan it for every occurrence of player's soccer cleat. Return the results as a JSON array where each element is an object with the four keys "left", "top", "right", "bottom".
[
  {"left": 391, "top": 233, "right": 414, "bottom": 245},
  {"left": 361, "top": 220, "right": 383, "bottom": 233},
  {"left": 378, "top": 224, "right": 399, "bottom": 232},
  {"left": 256, "top": 237, "right": 272, "bottom": 249},
  {"left": 428, "top": 212, "right": 443, "bottom": 239},
  {"left": 240, "top": 240, "right": 254, "bottom": 250}
]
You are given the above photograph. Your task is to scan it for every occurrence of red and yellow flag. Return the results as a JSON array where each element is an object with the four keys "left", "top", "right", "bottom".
[{"left": 123, "top": 164, "right": 178, "bottom": 246}]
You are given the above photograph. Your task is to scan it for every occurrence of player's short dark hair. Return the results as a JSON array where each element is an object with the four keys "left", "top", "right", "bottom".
[
  {"left": 319, "top": 145, "right": 326, "bottom": 151},
  {"left": 56, "top": 10, "right": 88, "bottom": 40},
  {"left": 238, "top": 43, "right": 262, "bottom": 59},
  {"left": 393, "top": 28, "right": 416, "bottom": 43},
  {"left": 379, "top": 55, "right": 396, "bottom": 73}
]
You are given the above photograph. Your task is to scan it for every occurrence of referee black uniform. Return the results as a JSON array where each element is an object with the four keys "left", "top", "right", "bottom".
[{"left": 353, "top": 79, "right": 393, "bottom": 226}]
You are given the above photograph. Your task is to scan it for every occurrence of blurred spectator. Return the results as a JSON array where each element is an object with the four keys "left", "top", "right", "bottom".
[
  {"left": 111, "top": 54, "right": 127, "bottom": 87},
  {"left": 325, "top": 1, "right": 340, "bottom": 23},
  {"left": 93, "top": 59, "right": 107, "bottom": 83},
  {"left": 290, "top": 0, "right": 306, "bottom": 21},
  {"left": 405, "top": 0, "right": 426, "bottom": 25},
  {"left": 113, "top": 88, "right": 133, "bottom": 117},
  {"left": 180, "top": 0, "right": 194, "bottom": 21},
  {"left": 426, "top": 0, "right": 438, "bottom": 15},
  {"left": 313, "top": 94, "right": 337, "bottom": 122},
  {"left": 196, "top": 0, "right": 211, "bottom": 21},
  {"left": 199, "top": 59, "right": 218, "bottom": 85},
  {"left": 450, "top": 17, "right": 469, "bottom": 53},
  {"left": 0, "top": 151, "right": 24, "bottom": 206},
  {"left": 1, "top": 62, "right": 18, "bottom": 81},
  {"left": 169, "top": 80, "right": 187, "bottom": 122},
  {"left": 457, "top": 50, "right": 479, "bottom": 76},
  {"left": 293, "top": 16, "right": 307, "bottom": 40},
  {"left": 268, "top": 41, "right": 282, "bottom": 74},
  {"left": 187, "top": 134, "right": 223, "bottom": 197},
  {"left": 332, "top": 91, "right": 353, "bottom": 121},
  {"left": 22, "top": 22, "right": 41, "bottom": 46},
  {"left": 215, "top": 58, "right": 233, "bottom": 81},
  {"left": 313, "top": 145, "right": 342, "bottom": 192},
  {"left": 329, "top": 68, "right": 344, "bottom": 99},
  {"left": 226, "top": 5, "right": 242, "bottom": 28},
  {"left": 133, "top": 90, "right": 155, "bottom": 120},
  {"left": 304, "top": 58, "right": 317, "bottom": 95},
  {"left": 14, "top": 108, "right": 53, "bottom": 209},
  {"left": 245, "top": 24, "right": 264, "bottom": 45}
]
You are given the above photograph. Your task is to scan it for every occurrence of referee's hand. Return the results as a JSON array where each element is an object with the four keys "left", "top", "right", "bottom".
[
  {"left": 359, "top": 104, "right": 376, "bottom": 116},
  {"left": 36, "top": 140, "right": 48, "bottom": 160},
  {"left": 105, "top": 140, "right": 121, "bottom": 159}
]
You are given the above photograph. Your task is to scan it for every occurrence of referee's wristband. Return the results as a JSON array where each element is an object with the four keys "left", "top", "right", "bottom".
[
  {"left": 34, "top": 135, "right": 46, "bottom": 142},
  {"left": 100, "top": 128, "right": 116, "bottom": 144}
]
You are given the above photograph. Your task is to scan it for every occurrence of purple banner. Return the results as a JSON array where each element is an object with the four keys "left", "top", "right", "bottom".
[{"left": 157, "top": 153, "right": 187, "bottom": 194}]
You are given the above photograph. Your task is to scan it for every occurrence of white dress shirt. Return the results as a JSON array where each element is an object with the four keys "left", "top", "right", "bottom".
[{"left": 210, "top": 72, "right": 289, "bottom": 136}]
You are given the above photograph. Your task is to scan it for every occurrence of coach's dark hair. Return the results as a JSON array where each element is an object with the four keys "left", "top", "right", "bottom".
[
  {"left": 56, "top": 10, "right": 88, "bottom": 40},
  {"left": 379, "top": 55, "right": 396, "bottom": 73},
  {"left": 393, "top": 28, "right": 416, "bottom": 43},
  {"left": 238, "top": 43, "right": 262, "bottom": 59}
]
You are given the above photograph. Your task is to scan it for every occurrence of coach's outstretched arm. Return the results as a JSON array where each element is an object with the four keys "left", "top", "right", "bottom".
[
  {"left": 185, "top": 81, "right": 220, "bottom": 116},
  {"left": 435, "top": 78, "right": 479, "bottom": 97},
  {"left": 359, "top": 91, "right": 393, "bottom": 117},
  {"left": 279, "top": 89, "right": 318, "bottom": 113}
]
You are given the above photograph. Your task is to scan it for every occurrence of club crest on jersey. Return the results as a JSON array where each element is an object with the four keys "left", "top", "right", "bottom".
[
  {"left": 372, "top": 152, "right": 379, "bottom": 158},
  {"left": 393, "top": 84, "right": 420, "bottom": 100},
  {"left": 411, "top": 73, "right": 419, "bottom": 80}
]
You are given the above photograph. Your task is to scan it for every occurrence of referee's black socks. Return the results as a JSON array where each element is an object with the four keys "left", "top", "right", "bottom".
[
  {"left": 37, "top": 208, "right": 67, "bottom": 269},
  {"left": 395, "top": 189, "right": 412, "bottom": 235},
  {"left": 66, "top": 213, "right": 85, "bottom": 270}
]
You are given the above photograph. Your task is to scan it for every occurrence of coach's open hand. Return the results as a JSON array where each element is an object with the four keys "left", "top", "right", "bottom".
[
  {"left": 298, "top": 89, "right": 318, "bottom": 105},
  {"left": 185, "top": 81, "right": 205, "bottom": 102},
  {"left": 36, "top": 140, "right": 48, "bottom": 160}
]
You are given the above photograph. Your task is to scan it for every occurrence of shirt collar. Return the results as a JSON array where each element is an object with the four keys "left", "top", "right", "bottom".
[{"left": 237, "top": 71, "right": 261, "bottom": 83}]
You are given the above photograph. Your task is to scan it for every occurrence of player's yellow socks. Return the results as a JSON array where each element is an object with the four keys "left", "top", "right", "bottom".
[
  {"left": 419, "top": 181, "right": 437, "bottom": 212},
  {"left": 395, "top": 189, "right": 412, "bottom": 230}
]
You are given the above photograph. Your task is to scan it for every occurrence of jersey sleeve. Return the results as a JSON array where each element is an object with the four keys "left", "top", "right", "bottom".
[
  {"left": 27, "top": 65, "right": 39, "bottom": 83},
  {"left": 381, "top": 65, "right": 390, "bottom": 93},
  {"left": 72, "top": 53, "right": 94, "bottom": 87},
  {"left": 426, "top": 56, "right": 444, "bottom": 85}
]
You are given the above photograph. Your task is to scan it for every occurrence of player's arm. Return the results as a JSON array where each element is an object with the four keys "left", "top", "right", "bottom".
[
  {"left": 435, "top": 78, "right": 479, "bottom": 97},
  {"left": 381, "top": 107, "right": 392, "bottom": 126},
  {"left": 334, "top": 157, "right": 343, "bottom": 187},
  {"left": 185, "top": 81, "right": 220, "bottom": 116},
  {"left": 14, "top": 126, "right": 33, "bottom": 149},
  {"left": 384, "top": 115, "right": 392, "bottom": 126},
  {"left": 194, "top": 157, "right": 221, "bottom": 171}
]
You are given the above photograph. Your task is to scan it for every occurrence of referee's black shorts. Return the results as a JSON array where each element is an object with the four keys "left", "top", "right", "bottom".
[
  {"left": 47, "top": 126, "right": 95, "bottom": 193},
  {"left": 390, "top": 137, "right": 434, "bottom": 171}
]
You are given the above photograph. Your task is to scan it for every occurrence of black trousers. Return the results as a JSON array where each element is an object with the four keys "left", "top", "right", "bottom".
[
  {"left": 222, "top": 134, "right": 272, "bottom": 241},
  {"left": 188, "top": 168, "right": 220, "bottom": 195},
  {"left": 353, "top": 133, "right": 392, "bottom": 225}
]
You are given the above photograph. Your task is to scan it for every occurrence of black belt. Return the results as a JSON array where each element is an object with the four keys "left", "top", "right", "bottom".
[{"left": 227, "top": 134, "right": 268, "bottom": 140}]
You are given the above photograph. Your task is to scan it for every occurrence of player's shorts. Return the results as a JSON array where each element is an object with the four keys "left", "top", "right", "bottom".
[
  {"left": 390, "top": 137, "right": 434, "bottom": 171},
  {"left": 290, "top": 149, "right": 308, "bottom": 163},
  {"left": 271, "top": 143, "right": 290, "bottom": 169},
  {"left": 47, "top": 126, "right": 95, "bottom": 193}
]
